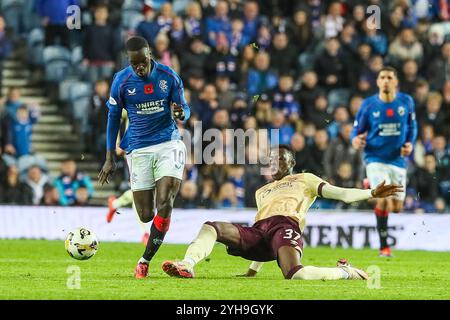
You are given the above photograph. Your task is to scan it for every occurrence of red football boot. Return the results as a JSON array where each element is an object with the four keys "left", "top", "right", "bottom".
[
  {"left": 379, "top": 247, "right": 393, "bottom": 257},
  {"left": 134, "top": 262, "right": 149, "bottom": 279},
  {"left": 162, "top": 261, "right": 194, "bottom": 278},
  {"left": 106, "top": 196, "right": 117, "bottom": 223}
]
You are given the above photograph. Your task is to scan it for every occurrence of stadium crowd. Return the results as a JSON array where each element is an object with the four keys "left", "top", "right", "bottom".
[{"left": 0, "top": 0, "right": 449, "bottom": 213}]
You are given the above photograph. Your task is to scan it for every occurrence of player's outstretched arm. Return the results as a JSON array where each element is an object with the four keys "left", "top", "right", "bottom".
[
  {"left": 320, "top": 180, "right": 403, "bottom": 204},
  {"left": 236, "top": 261, "right": 263, "bottom": 277}
]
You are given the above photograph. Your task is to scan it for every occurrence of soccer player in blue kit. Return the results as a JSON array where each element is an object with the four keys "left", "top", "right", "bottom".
[
  {"left": 98, "top": 36, "right": 190, "bottom": 278},
  {"left": 351, "top": 67, "right": 417, "bottom": 257}
]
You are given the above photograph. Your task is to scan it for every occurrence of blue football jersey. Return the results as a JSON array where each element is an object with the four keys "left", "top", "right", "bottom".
[
  {"left": 351, "top": 92, "right": 417, "bottom": 168},
  {"left": 106, "top": 60, "right": 190, "bottom": 152}
]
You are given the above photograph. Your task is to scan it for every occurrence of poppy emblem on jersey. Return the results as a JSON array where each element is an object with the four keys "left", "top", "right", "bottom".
[
  {"left": 386, "top": 108, "right": 394, "bottom": 117},
  {"left": 159, "top": 80, "right": 168, "bottom": 92},
  {"left": 398, "top": 106, "right": 405, "bottom": 116},
  {"left": 144, "top": 84, "right": 154, "bottom": 94}
]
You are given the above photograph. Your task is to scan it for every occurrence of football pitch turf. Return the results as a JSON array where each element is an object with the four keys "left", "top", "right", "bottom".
[{"left": 0, "top": 240, "right": 449, "bottom": 300}]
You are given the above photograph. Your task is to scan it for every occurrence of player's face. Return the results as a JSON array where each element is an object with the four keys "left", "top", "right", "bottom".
[
  {"left": 377, "top": 71, "right": 398, "bottom": 94},
  {"left": 269, "top": 148, "right": 294, "bottom": 180},
  {"left": 128, "top": 48, "right": 151, "bottom": 78}
]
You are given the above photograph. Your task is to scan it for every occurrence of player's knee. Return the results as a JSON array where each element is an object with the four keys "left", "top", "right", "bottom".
[
  {"left": 156, "top": 197, "right": 174, "bottom": 214},
  {"left": 205, "top": 221, "right": 221, "bottom": 237},
  {"left": 136, "top": 207, "right": 154, "bottom": 223}
]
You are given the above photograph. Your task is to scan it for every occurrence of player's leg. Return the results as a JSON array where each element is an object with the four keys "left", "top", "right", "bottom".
[
  {"left": 140, "top": 176, "right": 181, "bottom": 266},
  {"left": 366, "top": 163, "right": 392, "bottom": 255},
  {"left": 162, "top": 221, "right": 241, "bottom": 278}
]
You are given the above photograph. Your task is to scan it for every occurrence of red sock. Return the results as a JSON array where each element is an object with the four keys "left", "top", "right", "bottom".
[{"left": 374, "top": 207, "right": 388, "bottom": 217}]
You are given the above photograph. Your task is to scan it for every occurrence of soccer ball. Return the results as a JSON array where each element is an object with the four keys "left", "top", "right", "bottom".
[{"left": 65, "top": 227, "right": 99, "bottom": 260}]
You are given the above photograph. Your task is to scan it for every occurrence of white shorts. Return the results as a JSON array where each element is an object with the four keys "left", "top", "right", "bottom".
[
  {"left": 126, "top": 140, "right": 186, "bottom": 191},
  {"left": 366, "top": 162, "right": 406, "bottom": 201}
]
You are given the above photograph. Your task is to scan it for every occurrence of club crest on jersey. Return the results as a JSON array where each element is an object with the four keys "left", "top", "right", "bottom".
[
  {"left": 398, "top": 106, "right": 405, "bottom": 116},
  {"left": 159, "top": 80, "right": 168, "bottom": 92},
  {"left": 144, "top": 84, "right": 154, "bottom": 94},
  {"left": 127, "top": 88, "right": 136, "bottom": 96},
  {"left": 372, "top": 111, "right": 380, "bottom": 118}
]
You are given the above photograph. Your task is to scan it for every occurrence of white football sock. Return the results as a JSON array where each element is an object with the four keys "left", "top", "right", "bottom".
[
  {"left": 182, "top": 224, "right": 217, "bottom": 267},
  {"left": 291, "top": 266, "right": 349, "bottom": 280}
]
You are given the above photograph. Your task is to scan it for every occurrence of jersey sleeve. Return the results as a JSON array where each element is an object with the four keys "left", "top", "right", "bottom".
[
  {"left": 302, "top": 173, "right": 327, "bottom": 198},
  {"left": 350, "top": 99, "right": 370, "bottom": 141},
  {"left": 405, "top": 95, "right": 418, "bottom": 145},
  {"left": 106, "top": 73, "right": 124, "bottom": 151},
  {"left": 170, "top": 72, "right": 190, "bottom": 121}
]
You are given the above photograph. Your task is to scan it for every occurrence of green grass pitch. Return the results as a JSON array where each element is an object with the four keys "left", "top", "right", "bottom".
[{"left": 1, "top": 239, "right": 449, "bottom": 300}]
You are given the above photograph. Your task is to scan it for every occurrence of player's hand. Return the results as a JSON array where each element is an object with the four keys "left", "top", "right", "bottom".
[
  {"left": 171, "top": 103, "right": 185, "bottom": 120},
  {"left": 400, "top": 142, "right": 413, "bottom": 157},
  {"left": 115, "top": 145, "right": 125, "bottom": 157},
  {"left": 371, "top": 180, "right": 403, "bottom": 198},
  {"left": 352, "top": 132, "right": 367, "bottom": 150},
  {"left": 98, "top": 159, "right": 116, "bottom": 185},
  {"left": 235, "top": 269, "right": 258, "bottom": 277}
]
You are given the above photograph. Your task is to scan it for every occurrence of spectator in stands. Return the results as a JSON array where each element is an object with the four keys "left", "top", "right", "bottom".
[
  {"left": 324, "top": 122, "right": 363, "bottom": 186},
  {"left": 136, "top": 4, "right": 160, "bottom": 47},
  {"left": 74, "top": 187, "right": 90, "bottom": 206},
  {"left": 426, "top": 41, "right": 450, "bottom": 91},
  {"left": 418, "top": 91, "right": 446, "bottom": 135},
  {"left": 326, "top": 106, "right": 350, "bottom": 139},
  {"left": 314, "top": 37, "right": 348, "bottom": 90},
  {"left": 413, "top": 79, "right": 430, "bottom": 112},
  {"left": 216, "top": 181, "right": 241, "bottom": 209},
  {"left": 228, "top": 18, "right": 250, "bottom": 56},
  {"left": 254, "top": 93, "right": 272, "bottom": 128},
  {"left": 227, "top": 165, "right": 245, "bottom": 208},
  {"left": 349, "top": 42, "right": 373, "bottom": 87},
  {"left": 153, "top": 32, "right": 180, "bottom": 73},
  {"left": 361, "top": 18, "right": 388, "bottom": 56},
  {"left": 247, "top": 50, "right": 278, "bottom": 97},
  {"left": 34, "top": 0, "right": 79, "bottom": 48},
  {"left": 269, "top": 32, "right": 299, "bottom": 76},
  {"left": 308, "top": 129, "right": 329, "bottom": 177},
  {"left": 270, "top": 73, "right": 300, "bottom": 125},
  {"left": 241, "top": 1, "right": 260, "bottom": 42},
  {"left": 197, "top": 178, "right": 215, "bottom": 209},
  {"left": 215, "top": 75, "right": 236, "bottom": 110},
  {"left": 290, "top": 132, "right": 311, "bottom": 174},
  {"left": 305, "top": 93, "right": 332, "bottom": 130},
  {"left": 410, "top": 153, "right": 440, "bottom": 212},
  {"left": 290, "top": 7, "right": 314, "bottom": 53},
  {"left": 169, "top": 16, "right": 188, "bottom": 56},
  {"left": 180, "top": 37, "right": 208, "bottom": 81},
  {"left": 40, "top": 184, "right": 60, "bottom": 206},
  {"left": 23, "top": 165, "right": 51, "bottom": 205},
  {"left": 54, "top": 159, "right": 94, "bottom": 206},
  {"left": 388, "top": 27, "right": 424, "bottom": 68},
  {"left": 400, "top": 59, "right": 422, "bottom": 95},
  {"left": 381, "top": 5, "right": 405, "bottom": 42},
  {"left": 183, "top": 1, "right": 204, "bottom": 39},
  {"left": 89, "top": 79, "right": 109, "bottom": 155},
  {"left": 255, "top": 23, "right": 272, "bottom": 51},
  {"left": 5, "top": 87, "right": 23, "bottom": 119},
  {"left": 205, "top": 32, "right": 238, "bottom": 83},
  {"left": 198, "top": 84, "right": 219, "bottom": 130},
  {"left": 323, "top": 1, "right": 345, "bottom": 39},
  {"left": 297, "top": 70, "right": 324, "bottom": 118},
  {"left": 82, "top": 4, "right": 121, "bottom": 83},
  {"left": 338, "top": 21, "right": 358, "bottom": 60},
  {"left": 0, "top": 165, "right": 33, "bottom": 204},
  {"left": 229, "top": 95, "right": 248, "bottom": 129},
  {"left": 174, "top": 181, "right": 198, "bottom": 209},
  {"left": 155, "top": 2, "right": 175, "bottom": 34},
  {"left": 348, "top": 94, "right": 364, "bottom": 120},
  {"left": 268, "top": 109, "right": 294, "bottom": 146},
  {"left": 205, "top": 0, "right": 231, "bottom": 48},
  {"left": 9, "top": 104, "right": 40, "bottom": 158}
]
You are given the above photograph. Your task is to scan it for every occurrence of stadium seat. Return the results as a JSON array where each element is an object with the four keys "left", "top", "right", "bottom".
[
  {"left": 43, "top": 46, "right": 72, "bottom": 82},
  {"left": 121, "top": 9, "right": 144, "bottom": 31},
  {"left": 122, "top": 0, "right": 143, "bottom": 11},
  {"left": 68, "top": 82, "right": 93, "bottom": 134},
  {"left": 27, "top": 28, "right": 45, "bottom": 67},
  {"left": 59, "top": 79, "right": 80, "bottom": 102},
  {"left": 1, "top": 0, "right": 25, "bottom": 36}
]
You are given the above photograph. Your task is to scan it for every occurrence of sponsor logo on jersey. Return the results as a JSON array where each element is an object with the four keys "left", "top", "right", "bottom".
[
  {"left": 373, "top": 111, "right": 380, "bottom": 118},
  {"left": 135, "top": 99, "right": 165, "bottom": 114},
  {"left": 398, "top": 106, "right": 405, "bottom": 116},
  {"left": 108, "top": 96, "right": 117, "bottom": 105},
  {"left": 378, "top": 123, "right": 401, "bottom": 136},
  {"left": 127, "top": 88, "right": 136, "bottom": 96},
  {"left": 159, "top": 80, "right": 168, "bottom": 92},
  {"left": 144, "top": 84, "right": 154, "bottom": 94}
]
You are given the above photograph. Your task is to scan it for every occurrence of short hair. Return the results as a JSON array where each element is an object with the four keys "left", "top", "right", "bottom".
[
  {"left": 273, "top": 144, "right": 295, "bottom": 158},
  {"left": 126, "top": 36, "right": 149, "bottom": 51},
  {"left": 378, "top": 66, "right": 398, "bottom": 78}
]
